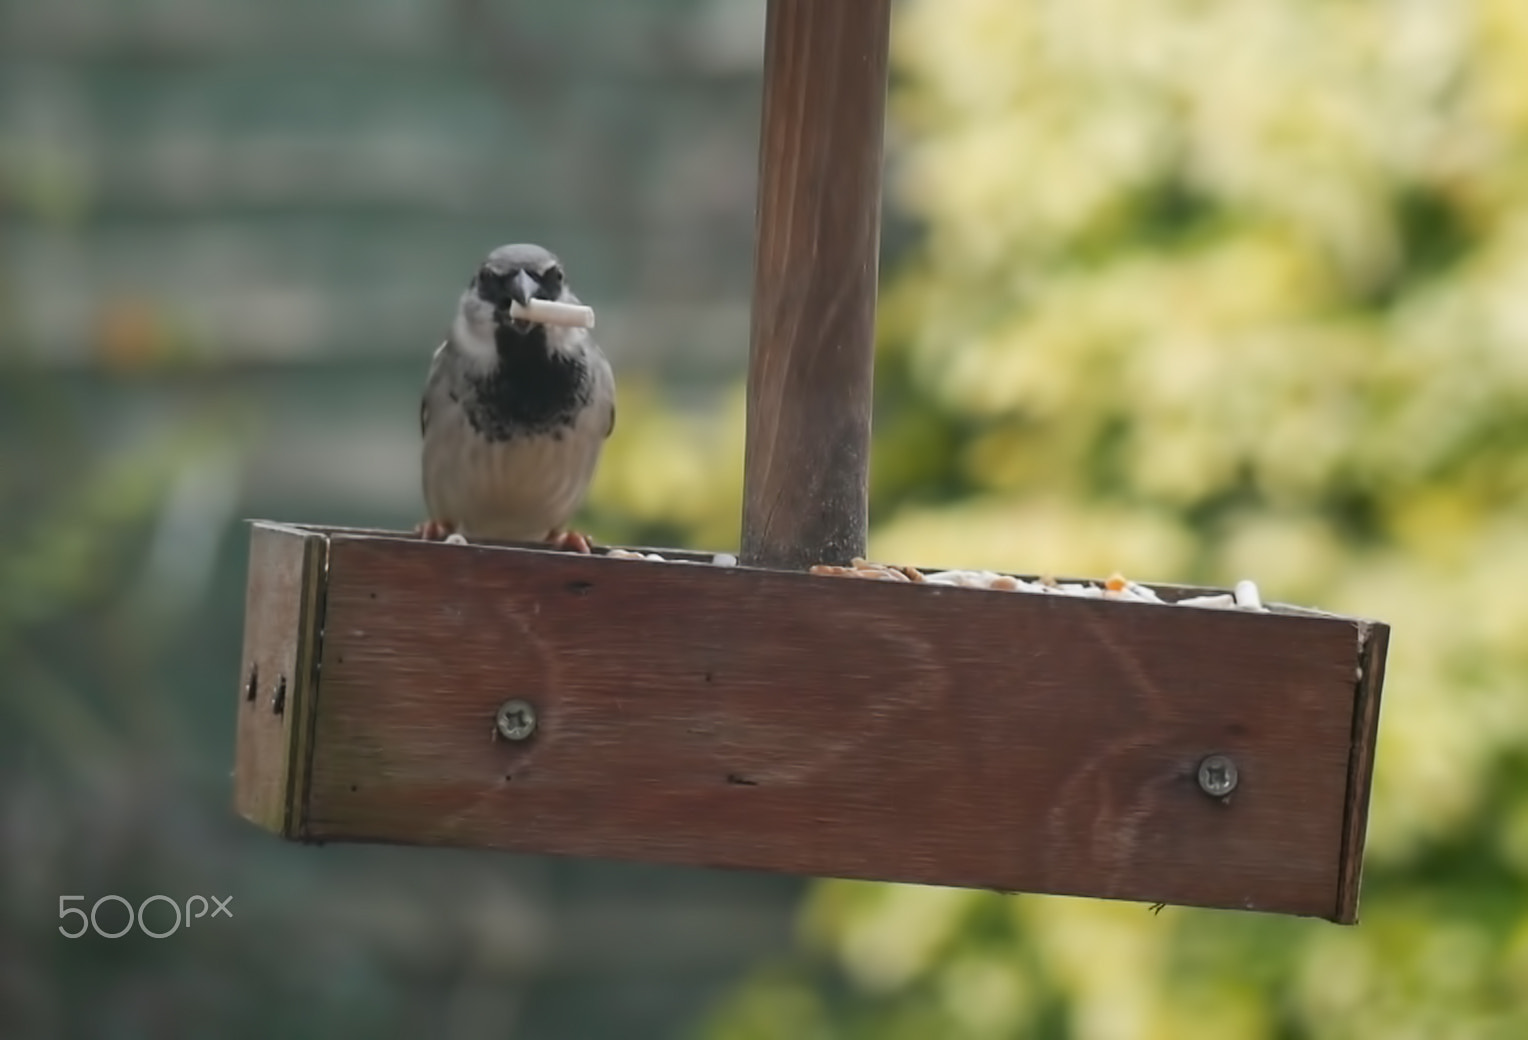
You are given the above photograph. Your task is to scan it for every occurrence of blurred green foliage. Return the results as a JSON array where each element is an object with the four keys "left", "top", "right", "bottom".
[{"left": 600, "top": 0, "right": 1527, "bottom": 1036}]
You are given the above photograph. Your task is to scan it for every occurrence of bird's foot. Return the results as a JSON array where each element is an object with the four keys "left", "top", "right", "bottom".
[
  {"left": 547, "top": 529, "right": 595, "bottom": 554},
  {"left": 415, "top": 519, "right": 457, "bottom": 541}
]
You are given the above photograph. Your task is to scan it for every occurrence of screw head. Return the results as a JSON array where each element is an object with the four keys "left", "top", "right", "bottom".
[
  {"left": 495, "top": 699, "right": 538, "bottom": 741},
  {"left": 1197, "top": 754, "right": 1238, "bottom": 798}
]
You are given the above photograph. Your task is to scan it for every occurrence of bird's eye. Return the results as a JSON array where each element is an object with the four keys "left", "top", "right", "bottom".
[
  {"left": 475, "top": 268, "right": 504, "bottom": 298},
  {"left": 540, "top": 265, "right": 564, "bottom": 290}
]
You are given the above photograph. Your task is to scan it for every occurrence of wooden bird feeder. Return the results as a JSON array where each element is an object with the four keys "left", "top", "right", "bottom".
[{"left": 233, "top": 0, "right": 1388, "bottom": 923}]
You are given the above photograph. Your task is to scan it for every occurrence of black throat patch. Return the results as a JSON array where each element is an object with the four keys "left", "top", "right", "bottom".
[{"left": 463, "top": 324, "right": 590, "bottom": 443}]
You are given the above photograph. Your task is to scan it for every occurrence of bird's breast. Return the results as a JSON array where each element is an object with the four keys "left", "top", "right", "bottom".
[{"left": 423, "top": 404, "right": 606, "bottom": 541}]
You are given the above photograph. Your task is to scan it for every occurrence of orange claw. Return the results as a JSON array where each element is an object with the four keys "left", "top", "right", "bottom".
[
  {"left": 416, "top": 519, "right": 457, "bottom": 541},
  {"left": 547, "top": 529, "right": 594, "bottom": 554}
]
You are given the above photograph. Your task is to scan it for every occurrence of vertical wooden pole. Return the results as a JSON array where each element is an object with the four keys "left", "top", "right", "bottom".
[{"left": 740, "top": 0, "right": 893, "bottom": 570}]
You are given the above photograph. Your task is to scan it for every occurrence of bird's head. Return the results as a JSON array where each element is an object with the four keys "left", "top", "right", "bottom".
[
  {"left": 467, "top": 243, "right": 570, "bottom": 335},
  {"left": 453, "top": 244, "right": 586, "bottom": 368}
]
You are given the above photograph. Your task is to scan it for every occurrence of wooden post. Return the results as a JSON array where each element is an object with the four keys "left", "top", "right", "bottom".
[{"left": 741, "top": 0, "right": 892, "bottom": 570}]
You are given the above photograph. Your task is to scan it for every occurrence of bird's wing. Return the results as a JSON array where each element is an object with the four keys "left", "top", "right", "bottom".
[
  {"left": 591, "top": 344, "right": 616, "bottom": 439},
  {"left": 420, "top": 340, "right": 450, "bottom": 436}
]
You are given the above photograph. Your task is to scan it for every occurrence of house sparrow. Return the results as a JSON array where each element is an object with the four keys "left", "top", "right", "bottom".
[{"left": 417, "top": 243, "right": 615, "bottom": 551}]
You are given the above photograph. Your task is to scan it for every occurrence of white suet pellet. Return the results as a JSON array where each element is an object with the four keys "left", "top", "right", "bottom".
[
  {"left": 1234, "top": 580, "right": 1264, "bottom": 611},
  {"left": 1177, "top": 593, "right": 1236, "bottom": 609},
  {"left": 509, "top": 298, "right": 596, "bottom": 329}
]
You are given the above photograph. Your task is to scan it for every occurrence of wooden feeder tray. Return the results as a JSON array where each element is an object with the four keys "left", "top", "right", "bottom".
[
  {"left": 231, "top": 0, "right": 1389, "bottom": 924},
  {"left": 236, "top": 522, "right": 1386, "bottom": 923}
]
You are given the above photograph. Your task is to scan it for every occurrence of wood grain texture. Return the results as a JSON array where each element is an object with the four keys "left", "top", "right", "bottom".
[
  {"left": 740, "top": 0, "right": 892, "bottom": 570},
  {"left": 233, "top": 523, "right": 326, "bottom": 835},
  {"left": 270, "top": 531, "right": 1383, "bottom": 920},
  {"left": 1334, "top": 621, "right": 1390, "bottom": 923}
]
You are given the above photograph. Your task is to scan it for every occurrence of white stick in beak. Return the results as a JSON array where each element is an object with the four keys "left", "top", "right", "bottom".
[{"left": 509, "top": 298, "right": 597, "bottom": 329}]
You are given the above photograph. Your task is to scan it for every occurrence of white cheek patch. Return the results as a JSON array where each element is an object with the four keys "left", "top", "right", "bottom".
[{"left": 451, "top": 307, "right": 498, "bottom": 367}]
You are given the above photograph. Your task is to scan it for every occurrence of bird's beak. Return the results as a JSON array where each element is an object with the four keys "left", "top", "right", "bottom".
[
  {"left": 509, "top": 269, "right": 538, "bottom": 307},
  {"left": 493, "top": 269, "right": 540, "bottom": 329}
]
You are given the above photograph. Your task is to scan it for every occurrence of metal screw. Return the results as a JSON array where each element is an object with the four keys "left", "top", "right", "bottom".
[
  {"left": 1197, "top": 754, "right": 1238, "bottom": 798},
  {"left": 495, "top": 699, "right": 538, "bottom": 741}
]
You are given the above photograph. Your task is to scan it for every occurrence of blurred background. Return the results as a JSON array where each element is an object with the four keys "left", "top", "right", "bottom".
[{"left": 4, "top": 0, "right": 1528, "bottom": 1037}]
